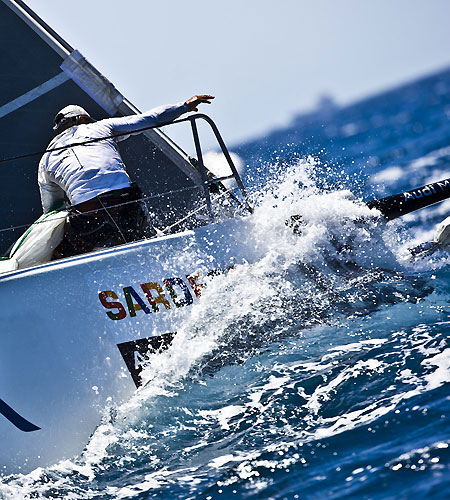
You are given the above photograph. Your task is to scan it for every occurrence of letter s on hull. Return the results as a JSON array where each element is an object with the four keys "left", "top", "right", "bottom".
[{"left": 98, "top": 291, "right": 127, "bottom": 320}]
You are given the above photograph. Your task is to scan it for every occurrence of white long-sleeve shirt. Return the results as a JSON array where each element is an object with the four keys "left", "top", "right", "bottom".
[{"left": 38, "top": 101, "right": 188, "bottom": 212}]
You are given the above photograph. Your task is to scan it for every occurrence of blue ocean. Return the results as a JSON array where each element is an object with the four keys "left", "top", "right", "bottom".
[{"left": 1, "top": 69, "right": 450, "bottom": 499}]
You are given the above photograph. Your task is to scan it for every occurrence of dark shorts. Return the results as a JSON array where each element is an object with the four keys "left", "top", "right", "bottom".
[{"left": 54, "top": 184, "right": 154, "bottom": 259}]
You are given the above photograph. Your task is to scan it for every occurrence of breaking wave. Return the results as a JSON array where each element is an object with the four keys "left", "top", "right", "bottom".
[{"left": 1, "top": 157, "right": 449, "bottom": 499}]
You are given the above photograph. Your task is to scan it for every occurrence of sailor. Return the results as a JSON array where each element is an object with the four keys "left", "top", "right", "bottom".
[{"left": 38, "top": 95, "right": 214, "bottom": 257}]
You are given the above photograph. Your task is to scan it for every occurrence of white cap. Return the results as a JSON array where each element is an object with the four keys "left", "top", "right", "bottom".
[{"left": 53, "top": 105, "right": 91, "bottom": 131}]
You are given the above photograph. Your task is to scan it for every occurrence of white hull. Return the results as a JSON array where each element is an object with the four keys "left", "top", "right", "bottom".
[{"left": 0, "top": 216, "right": 261, "bottom": 474}]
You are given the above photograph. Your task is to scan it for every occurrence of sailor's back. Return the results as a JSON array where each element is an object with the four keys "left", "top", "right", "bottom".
[{"left": 38, "top": 121, "right": 131, "bottom": 212}]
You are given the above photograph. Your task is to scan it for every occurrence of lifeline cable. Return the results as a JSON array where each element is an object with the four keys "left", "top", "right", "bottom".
[
  {"left": 0, "top": 114, "right": 251, "bottom": 220},
  {"left": 0, "top": 184, "right": 247, "bottom": 236},
  {"left": 96, "top": 195, "right": 128, "bottom": 244},
  {"left": 0, "top": 112, "right": 254, "bottom": 222},
  {"left": 0, "top": 119, "right": 183, "bottom": 165},
  {"left": 159, "top": 185, "right": 243, "bottom": 235}
]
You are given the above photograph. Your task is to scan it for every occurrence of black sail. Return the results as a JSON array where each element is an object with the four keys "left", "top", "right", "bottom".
[{"left": 0, "top": 0, "right": 204, "bottom": 253}]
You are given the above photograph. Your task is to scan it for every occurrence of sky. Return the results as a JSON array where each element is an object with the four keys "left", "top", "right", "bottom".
[{"left": 26, "top": 0, "right": 450, "bottom": 149}]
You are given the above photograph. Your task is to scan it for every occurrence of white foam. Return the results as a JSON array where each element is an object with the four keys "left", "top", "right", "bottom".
[
  {"left": 3, "top": 157, "right": 447, "bottom": 497},
  {"left": 422, "top": 348, "right": 450, "bottom": 390},
  {"left": 203, "top": 151, "right": 244, "bottom": 190}
]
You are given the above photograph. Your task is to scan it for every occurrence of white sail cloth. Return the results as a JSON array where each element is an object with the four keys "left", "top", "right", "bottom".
[{"left": 0, "top": 211, "right": 68, "bottom": 273}]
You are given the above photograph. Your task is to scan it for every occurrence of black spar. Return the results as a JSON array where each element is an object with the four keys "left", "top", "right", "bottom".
[{"left": 367, "top": 176, "right": 450, "bottom": 221}]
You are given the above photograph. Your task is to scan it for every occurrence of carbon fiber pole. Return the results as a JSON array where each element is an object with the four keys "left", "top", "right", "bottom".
[{"left": 367, "top": 177, "right": 450, "bottom": 221}]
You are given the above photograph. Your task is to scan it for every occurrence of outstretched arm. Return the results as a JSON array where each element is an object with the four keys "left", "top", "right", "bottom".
[{"left": 107, "top": 95, "right": 215, "bottom": 136}]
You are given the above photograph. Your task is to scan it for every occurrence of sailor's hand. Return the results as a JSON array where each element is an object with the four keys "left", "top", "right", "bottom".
[{"left": 186, "top": 95, "right": 215, "bottom": 112}]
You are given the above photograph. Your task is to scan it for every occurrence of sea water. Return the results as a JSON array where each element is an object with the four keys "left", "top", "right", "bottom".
[{"left": 1, "top": 69, "right": 450, "bottom": 499}]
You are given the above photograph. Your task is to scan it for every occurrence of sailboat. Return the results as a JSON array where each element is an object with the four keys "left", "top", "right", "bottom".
[
  {"left": 0, "top": 0, "right": 262, "bottom": 474},
  {"left": 1, "top": 0, "right": 449, "bottom": 475}
]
